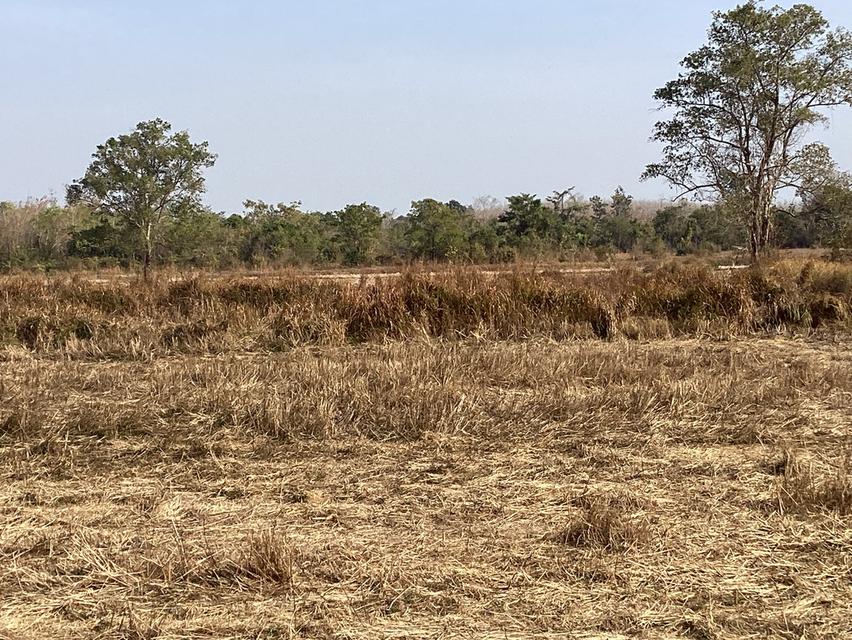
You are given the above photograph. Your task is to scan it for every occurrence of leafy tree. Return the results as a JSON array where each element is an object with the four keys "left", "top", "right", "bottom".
[
  {"left": 653, "top": 201, "right": 747, "bottom": 253},
  {"left": 467, "top": 218, "right": 505, "bottom": 262},
  {"left": 690, "top": 203, "right": 747, "bottom": 250},
  {"left": 67, "top": 119, "right": 216, "bottom": 279},
  {"left": 643, "top": 2, "right": 852, "bottom": 259},
  {"left": 499, "top": 194, "right": 554, "bottom": 240},
  {"left": 588, "top": 187, "right": 642, "bottom": 252},
  {"left": 241, "top": 200, "right": 331, "bottom": 265},
  {"left": 610, "top": 186, "right": 633, "bottom": 218},
  {"left": 596, "top": 215, "right": 644, "bottom": 253},
  {"left": 797, "top": 155, "right": 852, "bottom": 248},
  {"left": 654, "top": 202, "right": 694, "bottom": 253},
  {"left": 68, "top": 211, "right": 139, "bottom": 264},
  {"left": 589, "top": 195, "right": 609, "bottom": 220},
  {"left": 446, "top": 200, "right": 469, "bottom": 215},
  {"left": 162, "top": 209, "right": 239, "bottom": 268},
  {"left": 497, "top": 194, "right": 564, "bottom": 257},
  {"left": 405, "top": 199, "right": 472, "bottom": 261},
  {"left": 334, "top": 203, "right": 383, "bottom": 266}
]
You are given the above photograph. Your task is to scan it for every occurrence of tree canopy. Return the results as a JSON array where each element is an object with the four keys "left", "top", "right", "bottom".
[
  {"left": 643, "top": 1, "right": 852, "bottom": 258},
  {"left": 67, "top": 119, "right": 216, "bottom": 278}
]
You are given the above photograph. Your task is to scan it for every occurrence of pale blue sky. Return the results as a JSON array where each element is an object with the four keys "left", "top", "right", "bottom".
[{"left": 2, "top": 1, "right": 851, "bottom": 214}]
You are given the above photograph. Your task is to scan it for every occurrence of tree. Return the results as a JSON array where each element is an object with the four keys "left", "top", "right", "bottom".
[
  {"left": 795, "top": 149, "right": 852, "bottom": 248},
  {"left": 589, "top": 195, "right": 609, "bottom": 221},
  {"left": 643, "top": 2, "right": 852, "bottom": 259},
  {"left": 587, "top": 187, "right": 643, "bottom": 252},
  {"left": 162, "top": 209, "right": 238, "bottom": 268},
  {"left": 405, "top": 199, "right": 472, "bottom": 261},
  {"left": 499, "top": 194, "right": 554, "bottom": 240},
  {"left": 241, "top": 200, "right": 331, "bottom": 265},
  {"left": 653, "top": 202, "right": 694, "bottom": 253},
  {"left": 546, "top": 188, "right": 575, "bottom": 217},
  {"left": 67, "top": 119, "right": 216, "bottom": 279},
  {"left": 334, "top": 203, "right": 383, "bottom": 266},
  {"left": 610, "top": 186, "right": 633, "bottom": 218}
]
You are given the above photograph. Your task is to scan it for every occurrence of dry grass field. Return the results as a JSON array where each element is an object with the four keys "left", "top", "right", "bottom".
[{"left": 1, "top": 260, "right": 850, "bottom": 639}]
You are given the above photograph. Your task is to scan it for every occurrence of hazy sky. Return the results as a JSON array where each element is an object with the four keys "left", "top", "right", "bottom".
[{"left": 2, "top": 1, "right": 852, "bottom": 214}]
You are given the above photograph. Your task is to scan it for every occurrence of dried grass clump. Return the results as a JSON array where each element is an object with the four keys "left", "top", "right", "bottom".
[
  {"left": 161, "top": 318, "right": 229, "bottom": 349},
  {"left": 346, "top": 375, "right": 475, "bottom": 439},
  {"left": 240, "top": 390, "right": 338, "bottom": 440},
  {"left": 795, "top": 259, "right": 852, "bottom": 297},
  {"left": 554, "top": 493, "right": 652, "bottom": 551},
  {"left": 633, "top": 264, "right": 756, "bottom": 330},
  {"left": 236, "top": 527, "right": 297, "bottom": 587},
  {"left": 775, "top": 450, "right": 851, "bottom": 516},
  {"left": 618, "top": 316, "right": 672, "bottom": 340},
  {"left": 15, "top": 314, "right": 95, "bottom": 349},
  {"left": 808, "top": 293, "right": 849, "bottom": 327}
]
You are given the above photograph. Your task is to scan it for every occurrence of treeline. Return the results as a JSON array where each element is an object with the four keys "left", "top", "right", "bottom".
[{"left": 1, "top": 185, "right": 850, "bottom": 271}]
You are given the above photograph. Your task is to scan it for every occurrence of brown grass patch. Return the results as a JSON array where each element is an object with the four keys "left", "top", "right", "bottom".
[
  {"left": 774, "top": 450, "right": 852, "bottom": 516},
  {"left": 553, "top": 493, "right": 652, "bottom": 551},
  {"left": 0, "top": 267, "right": 850, "bottom": 638}
]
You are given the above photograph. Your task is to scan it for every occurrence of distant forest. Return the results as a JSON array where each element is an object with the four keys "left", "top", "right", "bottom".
[
  {"left": 0, "top": 186, "right": 852, "bottom": 270},
  {"left": 1, "top": 183, "right": 849, "bottom": 272}
]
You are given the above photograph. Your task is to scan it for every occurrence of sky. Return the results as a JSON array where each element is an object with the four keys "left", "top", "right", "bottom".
[{"left": 2, "top": 1, "right": 852, "bottom": 215}]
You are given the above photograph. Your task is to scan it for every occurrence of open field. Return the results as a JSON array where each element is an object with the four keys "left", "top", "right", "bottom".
[
  {"left": 1, "top": 261, "right": 850, "bottom": 639},
  {"left": 16, "top": 248, "right": 832, "bottom": 286}
]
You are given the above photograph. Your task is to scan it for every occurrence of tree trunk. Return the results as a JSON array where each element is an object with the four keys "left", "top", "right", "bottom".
[
  {"left": 143, "top": 224, "right": 153, "bottom": 281},
  {"left": 143, "top": 247, "right": 150, "bottom": 281},
  {"left": 749, "top": 220, "right": 759, "bottom": 262},
  {"left": 748, "top": 197, "right": 774, "bottom": 263}
]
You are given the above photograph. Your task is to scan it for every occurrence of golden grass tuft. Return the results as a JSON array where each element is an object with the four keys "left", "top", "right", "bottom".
[{"left": 236, "top": 527, "right": 297, "bottom": 587}]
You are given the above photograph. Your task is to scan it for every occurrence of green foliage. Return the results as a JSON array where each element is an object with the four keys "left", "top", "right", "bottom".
[
  {"left": 644, "top": 1, "right": 852, "bottom": 257},
  {"left": 654, "top": 202, "right": 746, "bottom": 253},
  {"left": 163, "top": 209, "right": 241, "bottom": 268},
  {"left": 3, "top": 186, "right": 847, "bottom": 270},
  {"left": 67, "top": 119, "right": 217, "bottom": 277},
  {"left": 610, "top": 186, "right": 633, "bottom": 218},
  {"left": 3, "top": 112, "right": 848, "bottom": 273},
  {"left": 499, "top": 194, "right": 549, "bottom": 238},
  {"left": 333, "top": 203, "right": 384, "bottom": 266},
  {"left": 586, "top": 187, "right": 645, "bottom": 252},
  {"left": 240, "top": 200, "right": 333, "bottom": 266},
  {"left": 405, "top": 199, "right": 473, "bottom": 261}
]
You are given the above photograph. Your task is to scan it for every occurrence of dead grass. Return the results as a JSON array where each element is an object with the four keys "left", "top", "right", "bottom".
[
  {"left": 774, "top": 450, "right": 852, "bottom": 516},
  {"left": 1, "top": 260, "right": 850, "bottom": 359},
  {"left": 0, "top": 266, "right": 850, "bottom": 638},
  {"left": 553, "top": 493, "right": 653, "bottom": 551}
]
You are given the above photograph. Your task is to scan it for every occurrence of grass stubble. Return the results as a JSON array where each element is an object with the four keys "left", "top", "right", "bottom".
[{"left": 0, "top": 260, "right": 850, "bottom": 639}]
